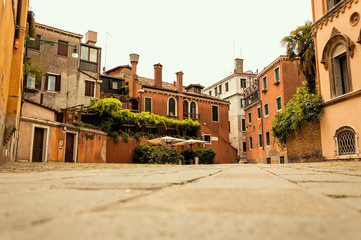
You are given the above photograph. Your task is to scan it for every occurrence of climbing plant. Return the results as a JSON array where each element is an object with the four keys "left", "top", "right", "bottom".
[{"left": 271, "top": 82, "right": 324, "bottom": 145}]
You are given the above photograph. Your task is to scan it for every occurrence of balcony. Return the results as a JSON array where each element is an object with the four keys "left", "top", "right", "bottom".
[
  {"left": 183, "top": 113, "right": 200, "bottom": 120},
  {"left": 80, "top": 60, "right": 98, "bottom": 73}
]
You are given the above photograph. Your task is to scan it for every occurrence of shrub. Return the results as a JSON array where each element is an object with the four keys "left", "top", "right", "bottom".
[
  {"left": 109, "top": 131, "right": 119, "bottom": 143},
  {"left": 181, "top": 148, "right": 195, "bottom": 161},
  {"left": 133, "top": 144, "right": 181, "bottom": 164},
  {"left": 121, "top": 131, "right": 129, "bottom": 143},
  {"left": 134, "top": 132, "right": 141, "bottom": 141},
  {"left": 194, "top": 148, "right": 216, "bottom": 164}
]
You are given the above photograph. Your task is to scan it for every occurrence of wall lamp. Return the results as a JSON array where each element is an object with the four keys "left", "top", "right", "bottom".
[{"left": 25, "top": 37, "right": 79, "bottom": 58}]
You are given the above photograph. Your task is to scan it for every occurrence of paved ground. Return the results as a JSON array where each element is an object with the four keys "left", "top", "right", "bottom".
[{"left": 1, "top": 162, "right": 361, "bottom": 240}]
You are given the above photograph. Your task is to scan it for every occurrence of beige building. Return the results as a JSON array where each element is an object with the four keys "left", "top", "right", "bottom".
[
  {"left": 312, "top": 0, "right": 361, "bottom": 159},
  {"left": 202, "top": 59, "right": 257, "bottom": 161},
  {"left": 24, "top": 23, "right": 102, "bottom": 111}
]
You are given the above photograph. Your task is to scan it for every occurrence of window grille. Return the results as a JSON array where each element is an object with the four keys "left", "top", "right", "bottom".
[{"left": 338, "top": 130, "right": 356, "bottom": 155}]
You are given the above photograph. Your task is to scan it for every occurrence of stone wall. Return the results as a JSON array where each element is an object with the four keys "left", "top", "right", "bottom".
[{"left": 286, "top": 121, "right": 323, "bottom": 163}]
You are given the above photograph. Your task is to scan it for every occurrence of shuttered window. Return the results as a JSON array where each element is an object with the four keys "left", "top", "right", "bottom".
[
  {"left": 85, "top": 81, "right": 95, "bottom": 97},
  {"left": 145, "top": 97, "right": 152, "bottom": 112},
  {"left": 58, "top": 40, "right": 68, "bottom": 57},
  {"left": 168, "top": 98, "right": 176, "bottom": 116},
  {"left": 45, "top": 74, "right": 61, "bottom": 91},
  {"left": 212, "top": 105, "right": 219, "bottom": 122}
]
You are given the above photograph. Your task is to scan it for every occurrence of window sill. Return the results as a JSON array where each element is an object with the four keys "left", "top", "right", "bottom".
[
  {"left": 262, "top": 89, "right": 267, "bottom": 93},
  {"left": 46, "top": 90, "right": 60, "bottom": 93},
  {"left": 325, "top": 89, "right": 361, "bottom": 107},
  {"left": 273, "top": 81, "right": 280, "bottom": 85},
  {"left": 24, "top": 88, "right": 39, "bottom": 93}
]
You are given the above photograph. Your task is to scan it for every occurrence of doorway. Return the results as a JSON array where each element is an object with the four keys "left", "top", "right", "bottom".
[
  {"left": 65, "top": 133, "right": 75, "bottom": 162},
  {"left": 32, "top": 128, "right": 44, "bottom": 162}
]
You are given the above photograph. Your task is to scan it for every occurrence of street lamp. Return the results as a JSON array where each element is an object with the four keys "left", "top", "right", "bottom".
[{"left": 25, "top": 37, "right": 79, "bottom": 58}]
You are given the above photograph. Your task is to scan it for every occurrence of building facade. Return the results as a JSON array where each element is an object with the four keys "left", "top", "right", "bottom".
[
  {"left": 312, "top": 0, "right": 361, "bottom": 160},
  {"left": 104, "top": 54, "right": 237, "bottom": 164},
  {"left": 244, "top": 56, "right": 305, "bottom": 164},
  {"left": 0, "top": 0, "right": 29, "bottom": 163},
  {"left": 202, "top": 59, "right": 257, "bottom": 161},
  {"left": 24, "top": 23, "right": 102, "bottom": 111}
]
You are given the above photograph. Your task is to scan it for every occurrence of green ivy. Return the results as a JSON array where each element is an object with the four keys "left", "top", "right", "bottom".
[{"left": 271, "top": 82, "right": 324, "bottom": 145}]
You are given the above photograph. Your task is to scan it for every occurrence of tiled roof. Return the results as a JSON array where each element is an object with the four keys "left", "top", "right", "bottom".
[
  {"left": 203, "top": 72, "right": 257, "bottom": 91},
  {"left": 36, "top": 23, "right": 83, "bottom": 39},
  {"left": 103, "top": 65, "right": 131, "bottom": 75}
]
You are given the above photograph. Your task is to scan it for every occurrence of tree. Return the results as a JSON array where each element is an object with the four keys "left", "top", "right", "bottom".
[{"left": 281, "top": 21, "right": 316, "bottom": 93}]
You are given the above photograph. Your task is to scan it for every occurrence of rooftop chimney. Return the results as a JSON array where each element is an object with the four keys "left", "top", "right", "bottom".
[
  {"left": 129, "top": 53, "right": 139, "bottom": 76},
  {"left": 176, "top": 71, "right": 183, "bottom": 92},
  {"left": 85, "top": 30, "right": 97, "bottom": 45},
  {"left": 234, "top": 58, "right": 244, "bottom": 73},
  {"left": 154, "top": 63, "right": 163, "bottom": 89}
]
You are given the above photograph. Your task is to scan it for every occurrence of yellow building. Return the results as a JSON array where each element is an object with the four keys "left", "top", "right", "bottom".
[
  {"left": 312, "top": 0, "right": 361, "bottom": 159},
  {"left": 0, "top": 0, "right": 29, "bottom": 163}
]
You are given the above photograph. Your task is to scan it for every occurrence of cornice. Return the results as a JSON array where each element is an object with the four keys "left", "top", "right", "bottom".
[
  {"left": 312, "top": 0, "right": 358, "bottom": 33},
  {"left": 257, "top": 56, "right": 288, "bottom": 77}
]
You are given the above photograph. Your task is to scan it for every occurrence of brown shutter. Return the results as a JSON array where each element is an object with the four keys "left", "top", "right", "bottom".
[
  {"left": 57, "top": 40, "right": 68, "bottom": 57},
  {"left": 85, "top": 81, "right": 90, "bottom": 96},
  {"left": 45, "top": 74, "right": 49, "bottom": 90},
  {"left": 90, "top": 82, "right": 95, "bottom": 97},
  {"left": 56, "top": 75, "right": 61, "bottom": 91}
]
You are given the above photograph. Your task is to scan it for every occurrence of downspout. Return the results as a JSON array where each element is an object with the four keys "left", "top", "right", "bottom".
[{"left": 14, "top": 0, "right": 23, "bottom": 49}]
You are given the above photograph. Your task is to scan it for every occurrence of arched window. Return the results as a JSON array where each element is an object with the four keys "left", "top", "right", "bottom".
[
  {"left": 335, "top": 126, "right": 358, "bottom": 156},
  {"left": 190, "top": 101, "right": 197, "bottom": 119},
  {"left": 320, "top": 28, "right": 354, "bottom": 98},
  {"left": 331, "top": 44, "right": 350, "bottom": 97},
  {"left": 168, "top": 97, "right": 176, "bottom": 116},
  {"left": 183, "top": 100, "right": 189, "bottom": 118}
]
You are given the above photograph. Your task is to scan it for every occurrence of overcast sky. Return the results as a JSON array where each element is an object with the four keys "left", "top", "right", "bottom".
[{"left": 29, "top": 0, "right": 312, "bottom": 87}]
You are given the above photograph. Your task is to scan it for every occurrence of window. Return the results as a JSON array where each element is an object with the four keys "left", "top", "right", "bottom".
[
  {"left": 204, "top": 135, "right": 211, "bottom": 144},
  {"left": 264, "top": 103, "right": 269, "bottom": 116},
  {"left": 85, "top": 80, "right": 95, "bottom": 97},
  {"left": 214, "top": 87, "right": 218, "bottom": 97},
  {"left": 258, "top": 133, "right": 263, "bottom": 148},
  {"left": 257, "top": 107, "right": 261, "bottom": 119},
  {"left": 241, "top": 118, "right": 246, "bottom": 132},
  {"left": 263, "top": 76, "right": 268, "bottom": 90},
  {"left": 240, "top": 78, "right": 246, "bottom": 88},
  {"left": 327, "top": 0, "right": 342, "bottom": 10},
  {"left": 57, "top": 40, "right": 68, "bottom": 57},
  {"left": 240, "top": 98, "right": 244, "bottom": 108},
  {"left": 212, "top": 105, "right": 219, "bottom": 122},
  {"left": 209, "top": 91, "right": 212, "bottom": 96},
  {"left": 332, "top": 44, "right": 350, "bottom": 97},
  {"left": 280, "top": 156, "right": 285, "bottom": 164},
  {"left": 242, "top": 142, "right": 246, "bottom": 152},
  {"left": 276, "top": 96, "right": 282, "bottom": 111},
  {"left": 248, "top": 112, "right": 252, "bottom": 123},
  {"left": 26, "top": 75, "right": 36, "bottom": 89},
  {"left": 168, "top": 98, "right": 176, "bottom": 116},
  {"left": 183, "top": 100, "right": 189, "bottom": 118},
  {"left": 274, "top": 67, "right": 280, "bottom": 82},
  {"left": 267, "top": 158, "right": 271, "bottom": 164},
  {"left": 145, "top": 97, "right": 152, "bottom": 112},
  {"left": 46, "top": 74, "right": 61, "bottom": 91},
  {"left": 265, "top": 132, "right": 270, "bottom": 146},
  {"left": 190, "top": 101, "right": 197, "bottom": 118},
  {"left": 225, "top": 82, "right": 229, "bottom": 92},
  {"left": 219, "top": 85, "right": 222, "bottom": 95},
  {"left": 81, "top": 46, "right": 98, "bottom": 63},
  {"left": 249, "top": 137, "right": 253, "bottom": 150},
  {"left": 337, "top": 128, "right": 356, "bottom": 155}
]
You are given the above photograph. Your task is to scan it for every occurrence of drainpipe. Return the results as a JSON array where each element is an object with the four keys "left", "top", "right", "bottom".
[{"left": 14, "top": 0, "right": 23, "bottom": 49}]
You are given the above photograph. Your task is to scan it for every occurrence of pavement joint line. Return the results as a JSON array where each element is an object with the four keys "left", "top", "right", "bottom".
[{"left": 12, "top": 167, "right": 231, "bottom": 230}]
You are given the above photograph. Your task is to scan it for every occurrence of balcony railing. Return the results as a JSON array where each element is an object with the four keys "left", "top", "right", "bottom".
[
  {"left": 183, "top": 113, "right": 200, "bottom": 119},
  {"left": 80, "top": 60, "right": 98, "bottom": 73}
]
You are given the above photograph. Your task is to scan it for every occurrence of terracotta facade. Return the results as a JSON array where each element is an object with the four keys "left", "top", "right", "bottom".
[{"left": 244, "top": 56, "right": 305, "bottom": 164}]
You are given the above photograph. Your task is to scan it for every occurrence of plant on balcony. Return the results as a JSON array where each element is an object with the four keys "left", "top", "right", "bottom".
[{"left": 271, "top": 82, "right": 323, "bottom": 144}]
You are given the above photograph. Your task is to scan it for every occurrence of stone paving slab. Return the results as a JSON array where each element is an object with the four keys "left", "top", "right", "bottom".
[{"left": 1, "top": 162, "right": 361, "bottom": 240}]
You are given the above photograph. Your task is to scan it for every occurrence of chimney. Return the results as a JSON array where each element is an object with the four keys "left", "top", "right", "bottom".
[
  {"left": 176, "top": 71, "right": 183, "bottom": 92},
  {"left": 154, "top": 63, "right": 163, "bottom": 88},
  {"left": 129, "top": 53, "right": 139, "bottom": 76},
  {"left": 85, "top": 30, "right": 97, "bottom": 45},
  {"left": 234, "top": 58, "right": 244, "bottom": 73}
]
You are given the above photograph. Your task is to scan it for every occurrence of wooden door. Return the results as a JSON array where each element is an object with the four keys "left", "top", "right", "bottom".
[
  {"left": 65, "top": 133, "right": 75, "bottom": 162},
  {"left": 32, "top": 128, "right": 44, "bottom": 162}
]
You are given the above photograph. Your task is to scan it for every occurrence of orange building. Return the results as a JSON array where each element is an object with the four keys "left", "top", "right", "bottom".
[
  {"left": 244, "top": 56, "right": 305, "bottom": 164},
  {"left": 103, "top": 54, "right": 237, "bottom": 164},
  {"left": 312, "top": 0, "right": 361, "bottom": 160},
  {"left": 0, "top": 0, "right": 29, "bottom": 163}
]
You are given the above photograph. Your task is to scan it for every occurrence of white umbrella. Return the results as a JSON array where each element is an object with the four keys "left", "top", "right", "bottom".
[
  {"left": 148, "top": 136, "right": 184, "bottom": 145},
  {"left": 173, "top": 139, "right": 207, "bottom": 149}
]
